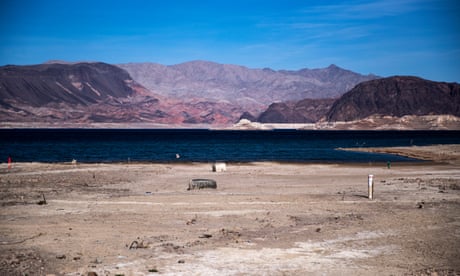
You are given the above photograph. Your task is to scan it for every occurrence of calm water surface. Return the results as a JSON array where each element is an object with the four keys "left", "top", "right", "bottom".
[{"left": 1, "top": 129, "right": 459, "bottom": 163}]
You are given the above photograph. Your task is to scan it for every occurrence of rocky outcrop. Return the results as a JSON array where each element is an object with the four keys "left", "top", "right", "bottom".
[
  {"left": 257, "top": 98, "right": 336, "bottom": 123},
  {"left": 326, "top": 76, "right": 460, "bottom": 122}
]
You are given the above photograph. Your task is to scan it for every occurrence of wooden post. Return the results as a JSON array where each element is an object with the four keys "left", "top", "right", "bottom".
[{"left": 368, "top": 174, "right": 374, "bottom": 200}]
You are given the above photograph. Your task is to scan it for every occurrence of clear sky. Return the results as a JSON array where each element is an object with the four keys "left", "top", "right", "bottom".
[{"left": 1, "top": 0, "right": 459, "bottom": 82}]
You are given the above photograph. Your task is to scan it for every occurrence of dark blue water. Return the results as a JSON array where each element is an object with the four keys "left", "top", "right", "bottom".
[{"left": 0, "top": 129, "right": 459, "bottom": 163}]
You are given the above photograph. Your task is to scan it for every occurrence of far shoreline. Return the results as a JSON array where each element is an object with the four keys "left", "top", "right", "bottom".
[
  {"left": 2, "top": 115, "right": 460, "bottom": 130},
  {"left": 339, "top": 144, "right": 460, "bottom": 164}
]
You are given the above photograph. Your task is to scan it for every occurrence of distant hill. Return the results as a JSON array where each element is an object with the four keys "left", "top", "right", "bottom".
[
  {"left": 118, "top": 61, "right": 378, "bottom": 115},
  {"left": 326, "top": 76, "right": 460, "bottom": 122}
]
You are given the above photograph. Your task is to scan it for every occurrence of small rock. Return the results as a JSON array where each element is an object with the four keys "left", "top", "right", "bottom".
[
  {"left": 87, "top": 272, "right": 98, "bottom": 276},
  {"left": 315, "top": 228, "right": 321, "bottom": 233},
  {"left": 56, "top": 254, "right": 66, "bottom": 260},
  {"left": 178, "top": 259, "right": 185, "bottom": 264},
  {"left": 91, "top": 258, "right": 102, "bottom": 264},
  {"left": 199, "top": 234, "right": 212, "bottom": 239}
]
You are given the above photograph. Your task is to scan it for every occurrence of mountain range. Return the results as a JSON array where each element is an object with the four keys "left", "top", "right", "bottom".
[
  {"left": 0, "top": 60, "right": 459, "bottom": 129},
  {"left": 118, "top": 61, "right": 377, "bottom": 109}
]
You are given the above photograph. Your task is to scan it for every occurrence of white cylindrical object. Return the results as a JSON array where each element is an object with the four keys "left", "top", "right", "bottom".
[{"left": 368, "top": 174, "right": 374, "bottom": 200}]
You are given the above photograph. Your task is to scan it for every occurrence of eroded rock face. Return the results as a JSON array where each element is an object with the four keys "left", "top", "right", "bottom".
[{"left": 326, "top": 76, "right": 460, "bottom": 122}]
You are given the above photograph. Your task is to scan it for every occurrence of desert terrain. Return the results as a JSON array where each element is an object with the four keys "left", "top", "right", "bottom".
[{"left": 1, "top": 145, "right": 459, "bottom": 275}]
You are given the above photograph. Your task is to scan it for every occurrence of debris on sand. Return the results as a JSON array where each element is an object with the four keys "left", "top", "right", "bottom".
[
  {"left": 187, "top": 179, "right": 217, "bottom": 190},
  {"left": 37, "top": 193, "right": 47, "bottom": 205},
  {"left": 128, "top": 240, "right": 149, "bottom": 250}
]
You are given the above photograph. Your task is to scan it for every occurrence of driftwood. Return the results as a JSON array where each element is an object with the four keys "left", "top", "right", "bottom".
[
  {"left": 129, "top": 240, "right": 149, "bottom": 249},
  {"left": 187, "top": 179, "right": 217, "bottom": 190}
]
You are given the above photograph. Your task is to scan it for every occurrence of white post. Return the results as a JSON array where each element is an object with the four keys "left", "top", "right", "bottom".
[{"left": 368, "top": 174, "right": 374, "bottom": 200}]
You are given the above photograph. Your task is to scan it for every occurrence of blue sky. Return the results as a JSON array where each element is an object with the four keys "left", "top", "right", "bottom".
[{"left": 1, "top": 0, "right": 459, "bottom": 82}]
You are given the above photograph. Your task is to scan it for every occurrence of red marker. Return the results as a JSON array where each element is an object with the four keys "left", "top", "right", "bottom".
[{"left": 7, "top": 156, "right": 12, "bottom": 170}]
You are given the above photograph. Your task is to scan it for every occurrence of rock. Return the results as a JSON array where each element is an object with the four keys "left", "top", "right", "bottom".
[
  {"left": 87, "top": 272, "right": 98, "bottom": 276},
  {"left": 56, "top": 254, "right": 66, "bottom": 259}
]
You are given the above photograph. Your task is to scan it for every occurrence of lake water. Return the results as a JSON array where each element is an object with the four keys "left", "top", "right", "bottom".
[{"left": 1, "top": 129, "right": 459, "bottom": 163}]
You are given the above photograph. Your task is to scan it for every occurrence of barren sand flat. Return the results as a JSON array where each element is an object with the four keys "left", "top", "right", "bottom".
[{"left": 1, "top": 147, "right": 460, "bottom": 275}]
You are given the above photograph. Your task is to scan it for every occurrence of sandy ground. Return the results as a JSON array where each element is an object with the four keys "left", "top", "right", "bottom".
[{"left": 1, "top": 145, "right": 460, "bottom": 276}]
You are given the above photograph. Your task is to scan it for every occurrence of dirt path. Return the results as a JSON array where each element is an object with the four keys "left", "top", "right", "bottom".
[{"left": 1, "top": 148, "right": 459, "bottom": 275}]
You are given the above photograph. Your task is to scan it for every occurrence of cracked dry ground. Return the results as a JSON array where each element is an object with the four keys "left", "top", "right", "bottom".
[{"left": 1, "top": 161, "right": 459, "bottom": 275}]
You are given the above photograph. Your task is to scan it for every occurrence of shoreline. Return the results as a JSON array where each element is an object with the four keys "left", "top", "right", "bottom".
[
  {"left": 339, "top": 144, "right": 460, "bottom": 164},
  {"left": 0, "top": 159, "right": 431, "bottom": 169},
  {"left": 2, "top": 114, "right": 460, "bottom": 130}
]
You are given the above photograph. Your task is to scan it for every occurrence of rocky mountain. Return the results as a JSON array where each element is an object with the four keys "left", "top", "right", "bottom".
[
  {"left": 326, "top": 76, "right": 460, "bottom": 122},
  {"left": 256, "top": 98, "right": 336, "bottom": 123},
  {"left": 117, "top": 61, "right": 378, "bottom": 115},
  {"left": 0, "top": 62, "right": 171, "bottom": 124}
]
